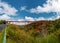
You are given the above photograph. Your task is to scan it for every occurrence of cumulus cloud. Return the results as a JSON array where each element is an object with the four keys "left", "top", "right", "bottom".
[
  {"left": 25, "top": 16, "right": 55, "bottom": 21},
  {"left": 30, "top": 0, "right": 60, "bottom": 19},
  {"left": 20, "top": 0, "right": 60, "bottom": 20},
  {"left": 20, "top": 6, "right": 27, "bottom": 11},
  {"left": 17, "top": 17, "right": 35, "bottom": 21},
  {"left": 30, "top": 0, "right": 60, "bottom": 13},
  {"left": 18, "top": 16, "right": 55, "bottom": 21},
  {"left": 25, "top": 16, "right": 35, "bottom": 21},
  {"left": 0, "top": 1, "right": 18, "bottom": 20},
  {"left": 0, "top": 14, "right": 11, "bottom": 20}
]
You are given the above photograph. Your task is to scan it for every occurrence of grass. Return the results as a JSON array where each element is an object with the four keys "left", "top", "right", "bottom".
[
  {"left": 0, "top": 29, "right": 5, "bottom": 43},
  {"left": 6, "top": 24, "right": 60, "bottom": 43}
]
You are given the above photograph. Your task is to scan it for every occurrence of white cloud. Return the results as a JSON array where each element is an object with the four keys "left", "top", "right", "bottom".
[
  {"left": 25, "top": 16, "right": 35, "bottom": 21},
  {"left": 0, "top": 1, "right": 18, "bottom": 20},
  {"left": 25, "top": 16, "right": 55, "bottom": 21},
  {"left": 0, "top": 14, "right": 10, "bottom": 20},
  {"left": 18, "top": 19, "right": 25, "bottom": 21},
  {"left": 20, "top": 6, "right": 26, "bottom": 11},
  {"left": 30, "top": 0, "right": 60, "bottom": 13},
  {"left": 25, "top": 0, "right": 60, "bottom": 20},
  {"left": 25, "top": 16, "right": 57, "bottom": 21},
  {"left": 25, "top": 16, "right": 53, "bottom": 21},
  {"left": 36, "top": 17, "right": 46, "bottom": 21}
]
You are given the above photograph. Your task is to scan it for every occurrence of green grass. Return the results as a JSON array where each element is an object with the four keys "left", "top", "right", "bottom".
[
  {"left": 6, "top": 24, "right": 60, "bottom": 43},
  {"left": 0, "top": 29, "right": 5, "bottom": 43}
]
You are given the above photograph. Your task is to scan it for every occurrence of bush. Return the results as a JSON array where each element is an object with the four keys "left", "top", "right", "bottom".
[
  {"left": 0, "top": 20, "right": 6, "bottom": 24},
  {"left": 6, "top": 24, "right": 60, "bottom": 43}
]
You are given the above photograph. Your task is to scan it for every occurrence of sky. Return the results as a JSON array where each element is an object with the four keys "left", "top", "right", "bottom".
[{"left": 0, "top": 0, "right": 60, "bottom": 21}]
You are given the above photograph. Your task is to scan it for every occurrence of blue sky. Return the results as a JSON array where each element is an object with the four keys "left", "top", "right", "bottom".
[{"left": 0, "top": 0, "right": 60, "bottom": 21}]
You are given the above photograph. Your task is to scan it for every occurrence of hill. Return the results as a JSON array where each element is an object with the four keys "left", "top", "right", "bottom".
[{"left": 6, "top": 19, "right": 60, "bottom": 43}]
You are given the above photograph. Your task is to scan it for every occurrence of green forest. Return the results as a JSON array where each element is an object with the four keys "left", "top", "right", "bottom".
[{"left": 6, "top": 19, "right": 60, "bottom": 43}]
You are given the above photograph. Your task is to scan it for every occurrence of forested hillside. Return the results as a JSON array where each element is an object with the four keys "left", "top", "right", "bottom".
[{"left": 6, "top": 19, "right": 60, "bottom": 43}]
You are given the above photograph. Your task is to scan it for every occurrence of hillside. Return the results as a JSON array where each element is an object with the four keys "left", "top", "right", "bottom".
[
  {"left": 25, "top": 19, "right": 60, "bottom": 35},
  {"left": 6, "top": 19, "right": 60, "bottom": 43}
]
